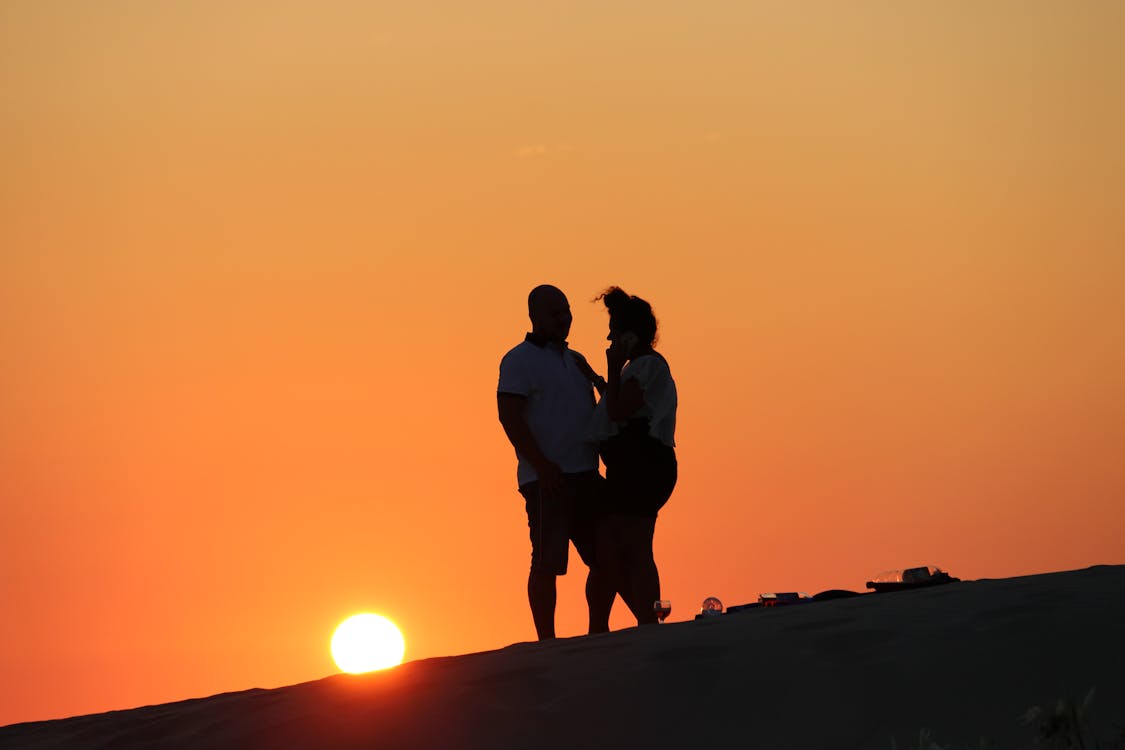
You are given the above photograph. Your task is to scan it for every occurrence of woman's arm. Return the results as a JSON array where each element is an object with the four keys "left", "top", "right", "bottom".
[
  {"left": 605, "top": 338, "right": 646, "bottom": 420},
  {"left": 606, "top": 374, "right": 645, "bottom": 421}
]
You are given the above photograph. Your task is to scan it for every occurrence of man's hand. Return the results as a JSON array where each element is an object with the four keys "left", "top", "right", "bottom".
[{"left": 533, "top": 460, "right": 564, "bottom": 500}]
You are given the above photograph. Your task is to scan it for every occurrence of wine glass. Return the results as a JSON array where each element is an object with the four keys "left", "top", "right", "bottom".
[{"left": 653, "top": 600, "right": 672, "bottom": 623}]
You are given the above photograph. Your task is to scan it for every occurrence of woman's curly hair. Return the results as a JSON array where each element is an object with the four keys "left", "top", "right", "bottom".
[{"left": 595, "top": 286, "right": 658, "bottom": 347}]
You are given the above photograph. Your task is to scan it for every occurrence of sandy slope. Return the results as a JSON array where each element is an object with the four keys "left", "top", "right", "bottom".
[{"left": 3, "top": 565, "right": 1123, "bottom": 749}]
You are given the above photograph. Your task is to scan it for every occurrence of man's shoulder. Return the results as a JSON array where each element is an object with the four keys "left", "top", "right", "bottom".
[
  {"left": 500, "top": 339, "right": 536, "bottom": 364},
  {"left": 568, "top": 348, "right": 591, "bottom": 365},
  {"left": 499, "top": 340, "right": 545, "bottom": 382}
]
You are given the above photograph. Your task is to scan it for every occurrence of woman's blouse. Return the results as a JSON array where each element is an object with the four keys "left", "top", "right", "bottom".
[{"left": 589, "top": 353, "right": 677, "bottom": 448}]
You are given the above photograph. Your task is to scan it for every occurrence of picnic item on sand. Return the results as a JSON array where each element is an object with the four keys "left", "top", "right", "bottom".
[{"left": 866, "top": 565, "right": 960, "bottom": 593}]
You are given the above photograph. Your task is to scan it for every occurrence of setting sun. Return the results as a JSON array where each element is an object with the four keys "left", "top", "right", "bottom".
[{"left": 331, "top": 614, "right": 406, "bottom": 674}]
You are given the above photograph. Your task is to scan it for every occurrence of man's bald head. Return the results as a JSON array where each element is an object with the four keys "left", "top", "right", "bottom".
[
  {"left": 528, "top": 284, "right": 566, "bottom": 315},
  {"left": 527, "top": 285, "right": 572, "bottom": 343}
]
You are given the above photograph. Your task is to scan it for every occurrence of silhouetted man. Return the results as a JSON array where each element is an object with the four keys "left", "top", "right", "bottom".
[{"left": 498, "top": 284, "right": 614, "bottom": 639}]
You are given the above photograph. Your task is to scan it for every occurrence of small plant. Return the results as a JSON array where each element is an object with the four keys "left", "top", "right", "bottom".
[
  {"left": 890, "top": 728, "right": 950, "bottom": 750},
  {"left": 1021, "top": 687, "right": 1096, "bottom": 749},
  {"left": 891, "top": 686, "right": 1123, "bottom": 750},
  {"left": 891, "top": 732, "right": 996, "bottom": 750}
]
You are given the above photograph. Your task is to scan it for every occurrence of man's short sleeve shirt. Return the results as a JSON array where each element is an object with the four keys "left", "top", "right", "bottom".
[{"left": 498, "top": 336, "right": 598, "bottom": 486}]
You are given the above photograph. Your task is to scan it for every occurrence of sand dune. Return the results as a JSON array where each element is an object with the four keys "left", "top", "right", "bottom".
[{"left": 3, "top": 565, "right": 1123, "bottom": 749}]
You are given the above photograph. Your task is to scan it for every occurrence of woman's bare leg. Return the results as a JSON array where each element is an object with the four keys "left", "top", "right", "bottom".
[{"left": 620, "top": 516, "right": 660, "bottom": 624}]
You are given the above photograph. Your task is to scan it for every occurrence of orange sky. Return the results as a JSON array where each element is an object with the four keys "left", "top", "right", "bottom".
[{"left": 2, "top": 1, "right": 1124, "bottom": 726}]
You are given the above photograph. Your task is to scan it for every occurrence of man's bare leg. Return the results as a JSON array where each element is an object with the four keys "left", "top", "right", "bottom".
[
  {"left": 528, "top": 569, "right": 557, "bottom": 640},
  {"left": 586, "top": 567, "right": 616, "bottom": 634}
]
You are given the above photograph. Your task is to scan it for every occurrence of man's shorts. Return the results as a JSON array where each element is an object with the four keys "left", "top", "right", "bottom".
[{"left": 518, "top": 470, "right": 603, "bottom": 576}]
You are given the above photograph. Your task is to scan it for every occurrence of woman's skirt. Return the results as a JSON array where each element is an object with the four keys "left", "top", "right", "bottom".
[{"left": 599, "top": 418, "right": 677, "bottom": 518}]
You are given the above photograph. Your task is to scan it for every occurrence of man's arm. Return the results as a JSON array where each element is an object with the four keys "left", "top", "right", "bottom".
[
  {"left": 570, "top": 352, "right": 607, "bottom": 397},
  {"left": 497, "top": 394, "right": 563, "bottom": 495}
]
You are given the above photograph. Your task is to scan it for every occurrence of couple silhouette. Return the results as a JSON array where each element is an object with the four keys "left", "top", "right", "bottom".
[{"left": 497, "top": 284, "right": 678, "bottom": 638}]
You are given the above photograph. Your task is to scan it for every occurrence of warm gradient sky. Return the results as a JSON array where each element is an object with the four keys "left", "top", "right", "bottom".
[{"left": 3, "top": 0, "right": 1124, "bottom": 726}]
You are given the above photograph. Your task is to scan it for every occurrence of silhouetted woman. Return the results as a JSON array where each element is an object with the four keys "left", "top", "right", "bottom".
[{"left": 591, "top": 287, "right": 678, "bottom": 625}]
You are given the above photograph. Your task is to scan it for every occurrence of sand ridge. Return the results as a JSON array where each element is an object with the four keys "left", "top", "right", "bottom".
[{"left": 2, "top": 565, "right": 1123, "bottom": 749}]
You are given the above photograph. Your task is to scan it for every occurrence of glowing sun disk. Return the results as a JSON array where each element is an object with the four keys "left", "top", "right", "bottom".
[{"left": 331, "top": 613, "right": 405, "bottom": 673}]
